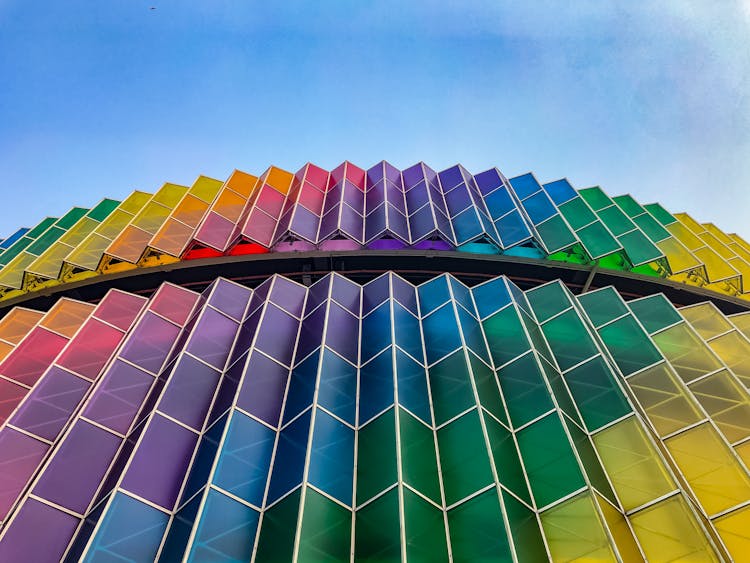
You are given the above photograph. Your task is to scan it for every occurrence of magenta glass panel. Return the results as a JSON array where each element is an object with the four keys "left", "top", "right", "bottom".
[
  {"left": 242, "top": 208, "right": 277, "bottom": 247},
  {"left": 121, "top": 414, "right": 198, "bottom": 509},
  {"left": 32, "top": 420, "right": 121, "bottom": 514},
  {"left": 119, "top": 312, "right": 181, "bottom": 374},
  {"left": 57, "top": 319, "right": 124, "bottom": 380},
  {"left": 157, "top": 354, "right": 220, "bottom": 430},
  {"left": 256, "top": 185, "right": 286, "bottom": 217},
  {"left": 298, "top": 185, "right": 325, "bottom": 215},
  {"left": 83, "top": 360, "right": 154, "bottom": 434},
  {"left": 94, "top": 290, "right": 147, "bottom": 331},
  {"left": 194, "top": 212, "right": 235, "bottom": 250},
  {"left": 305, "top": 165, "right": 329, "bottom": 189},
  {"left": 0, "top": 328, "right": 68, "bottom": 386},
  {"left": 0, "top": 429, "right": 49, "bottom": 519},
  {"left": 0, "top": 379, "right": 28, "bottom": 425},
  {"left": 9, "top": 367, "right": 90, "bottom": 441},
  {"left": 149, "top": 285, "right": 198, "bottom": 326},
  {"left": 0, "top": 499, "right": 79, "bottom": 563}
]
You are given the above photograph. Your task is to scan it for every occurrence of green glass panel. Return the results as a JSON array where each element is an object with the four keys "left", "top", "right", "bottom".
[
  {"left": 428, "top": 350, "right": 475, "bottom": 426},
  {"left": 612, "top": 194, "right": 645, "bottom": 218},
  {"left": 597, "top": 205, "right": 635, "bottom": 236},
  {"left": 564, "top": 356, "right": 632, "bottom": 431},
  {"left": 652, "top": 323, "right": 723, "bottom": 383},
  {"left": 469, "top": 353, "right": 508, "bottom": 425},
  {"left": 482, "top": 306, "right": 530, "bottom": 367},
  {"left": 627, "top": 294, "right": 682, "bottom": 334},
  {"left": 519, "top": 309, "right": 555, "bottom": 364},
  {"left": 399, "top": 408, "right": 441, "bottom": 504},
  {"left": 517, "top": 413, "right": 585, "bottom": 507},
  {"left": 56, "top": 207, "right": 89, "bottom": 230},
  {"left": 578, "top": 221, "right": 621, "bottom": 259},
  {"left": 403, "top": 489, "right": 449, "bottom": 562},
  {"left": 87, "top": 198, "right": 121, "bottom": 222},
  {"left": 496, "top": 352, "right": 554, "bottom": 427},
  {"left": 542, "top": 358, "right": 583, "bottom": 425},
  {"left": 578, "top": 187, "right": 612, "bottom": 211},
  {"left": 357, "top": 409, "right": 397, "bottom": 505},
  {"left": 0, "top": 235, "right": 33, "bottom": 265},
  {"left": 577, "top": 287, "right": 629, "bottom": 328},
  {"left": 526, "top": 281, "right": 570, "bottom": 324},
  {"left": 618, "top": 229, "right": 663, "bottom": 266},
  {"left": 484, "top": 414, "right": 532, "bottom": 504},
  {"left": 559, "top": 197, "right": 596, "bottom": 230},
  {"left": 297, "top": 488, "right": 351, "bottom": 562},
  {"left": 25, "top": 226, "right": 66, "bottom": 256},
  {"left": 502, "top": 491, "right": 549, "bottom": 561},
  {"left": 437, "top": 410, "right": 493, "bottom": 505},
  {"left": 542, "top": 309, "right": 598, "bottom": 372},
  {"left": 633, "top": 214, "right": 671, "bottom": 242},
  {"left": 25, "top": 216, "right": 58, "bottom": 239},
  {"left": 448, "top": 489, "right": 513, "bottom": 562},
  {"left": 598, "top": 315, "right": 663, "bottom": 376},
  {"left": 254, "top": 488, "right": 300, "bottom": 562},
  {"left": 536, "top": 214, "right": 578, "bottom": 253},
  {"left": 354, "top": 488, "right": 401, "bottom": 562},
  {"left": 643, "top": 202, "right": 676, "bottom": 226},
  {"left": 563, "top": 417, "right": 617, "bottom": 504}
]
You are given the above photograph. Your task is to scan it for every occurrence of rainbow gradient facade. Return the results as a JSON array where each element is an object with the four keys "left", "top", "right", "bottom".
[{"left": 0, "top": 161, "right": 748, "bottom": 562}]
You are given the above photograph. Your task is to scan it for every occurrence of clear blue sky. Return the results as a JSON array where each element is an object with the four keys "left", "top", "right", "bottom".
[{"left": 1, "top": 1, "right": 748, "bottom": 238}]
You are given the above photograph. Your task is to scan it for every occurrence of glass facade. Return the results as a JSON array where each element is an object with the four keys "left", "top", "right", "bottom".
[
  {"left": 0, "top": 272, "right": 746, "bottom": 561},
  {"left": 0, "top": 161, "right": 749, "bottom": 302}
]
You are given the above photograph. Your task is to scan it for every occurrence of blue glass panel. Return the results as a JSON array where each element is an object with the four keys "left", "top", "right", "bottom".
[
  {"left": 325, "top": 303, "right": 359, "bottom": 363},
  {"left": 396, "top": 349, "right": 431, "bottom": 424},
  {"left": 483, "top": 187, "right": 516, "bottom": 219},
  {"left": 283, "top": 350, "right": 320, "bottom": 425},
  {"left": 214, "top": 412, "right": 275, "bottom": 506},
  {"left": 448, "top": 277, "right": 474, "bottom": 316},
  {"left": 509, "top": 173, "right": 541, "bottom": 199},
  {"left": 267, "top": 409, "right": 311, "bottom": 504},
  {"left": 308, "top": 410, "right": 355, "bottom": 504},
  {"left": 361, "top": 302, "right": 392, "bottom": 362},
  {"left": 359, "top": 349, "right": 395, "bottom": 424},
  {"left": 318, "top": 350, "right": 357, "bottom": 424},
  {"left": 417, "top": 276, "right": 451, "bottom": 315},
  {"left": 471, "top": 278, "right": 512, "bottom": 320},
  {"left": 182, "top": 414, "right": 227, "bottom": 502},
  {"left": 456, "top": 307, "right": 491, "bottom": 364},
  {"left": 362, "top": 274, "right": 390, "bottom": 315},
  {"left": 542, "top": 179, "right": 577, "bottom": 205},
  {"left": 422, "top": 304, "right": 462, "bottom": 365},
  {"left": 393, "top": 302, "right": 422, "bottom": 360},
  {"left": 522, "top": 192, "right": 557, "bottom": 224},
  {"left": 495, "top": 211, "right": 532, "bottom": 247},
  {"left": 159, "top": 493, "right": 201, "bottom": 562},
  {"left": 189, "top": 489, "right": 259, "bottom": 562},
  {"left": 83, "top": 493, "right": 169, "bottom": 563},
  {"left": 451, "top": 208, "right": 483, "bottom": 244}
]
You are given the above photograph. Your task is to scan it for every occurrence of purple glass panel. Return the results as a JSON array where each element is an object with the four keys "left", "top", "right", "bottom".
[
  {"left": 0, "top": 429, "right": 48, "bottom": 519},
  {"left": 364, "top": 205, "right": 386, "bottom": 243},
  {"left": 405, "top": 183, "right": 429, "bottom": 213},
  {"left": 412, "top": 240, "right": 453, "bottom": 251},
  {"left": 387, "top": 205, "right": 409, "bottom": 241},
  {"left": 318, "top": 207, "right": 339, "bottom": 240},
  {"left": 272, "top": 240, "right": 316, "bottom": 252},
  {"left": 237, "top": 352, "right": 289, "bottom": 426},
  {"left": 150, "top": 285, "right": 199, "bottom": 326},
  {"left": 439, "top": 166, "right": 465, "bottom": 191},
  {"left": 57, "top": 319, "right": 124, "bottom": 380},
  {"left": 10, "top": 367, "right": 90, "bottom": 441},
  {"left": 402, "top": 163, "right": 425, "bottom": 189},
  {"left": 121, "top": 414, "right": 198, "bottom": 509},
  {"left": 289, "top": 205, "right": 320, "bottom": 242},
  {"left": 366, "top": 239, "right": 407, "bottom": 250},
  {"left": 274, "top": 206, "right": 293, "bottom": 236},
  {"left": 322, "top": 183, "right": 342, "bottom": 215},
  {"left": 391, "top": 275, "right": 419, "bottom": 315},
  {"left": 94, "top": 290, "right": 147, "bottom": 331},
  {"left": 365, "top": 183, "right": 385, "bottom": 213},
  {"left": 269, "top": 277, "right": 307, "bottom": 318},
  {"left": 410, "top": 205, "right": 437, "bottom": 241},
  {"left": 0, "top": 499, "right": 79, "bottom": 563},
  {"left": 254, "top": 304, "right": 299, "bottom": 366},
  {"left": 331, "top": 275, "right": 361, "bottom": 314},
  {"left": 207, "top": 279, "right": 251, "bottom": 321},
  {"left": 228, "top": 308, "right": 261, "bottom": 367},
  {"left": 158, "top": 354, "right": 220, "bottom": 429},
  {"left": 384, "top": 162, "right": 401, "bottom": 184},
  {"left": 296, "top": 306, "right": 326, "bottom": 362},
  {"left": 339, "top": 205, "right": 363, "bottom": 241},
  {"left": 325, "top": 303, "right": 359, "bottom": 363},
  {"left": 83, "top": 360, "right": 154, "bottom": 434},
  {"left": 318, "top": 239, "right": 361, "bottom": 251},
  {"left": 473, "top": 168, "right": 503, "bottom": 195},
  {"left": 342, "top": 181, "right": 364, "bottom": 211},
  {"left": 445, "top": 185, "right": 473, "bottom": 216},
  {"left": 366, "top": 162, "right": 384, "bottom": 185},
  {"left": 362, "top": 275, "right": 390, "bottom": 315},
  {"left": 208, "top": 356, "right": 245, "bottom": 427},
  {"left": 119, "top": 312, "right": 181, "bottom": 374},
  {"left": 185, "top": 307, "right": 238, "bottom": 369},
  {"left": 33, "top": 420, "right": 121, "bottom": 514},
  {"left": 385, "top": 182, "right": 406, "bottom": 214}
]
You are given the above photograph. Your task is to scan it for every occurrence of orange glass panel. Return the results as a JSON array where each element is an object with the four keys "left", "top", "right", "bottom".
[
  {"left": 0, "top": 308, "right": 44, "bottom": 344},
  {"left": 225, "top": 170, "right": 258, "bottom": 197},
  {"left": 40, "top": 299, "right": 96, "bottom": 337},
  {"left": 212, "top": 188, "right": 248, "bottom": 222}
]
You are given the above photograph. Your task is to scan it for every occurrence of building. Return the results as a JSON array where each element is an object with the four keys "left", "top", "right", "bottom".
[{"left": 0, "top": 161, "right": 747, "bottom": 561}]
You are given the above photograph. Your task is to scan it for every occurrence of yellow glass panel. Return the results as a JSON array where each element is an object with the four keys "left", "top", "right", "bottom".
[
  {"left": 105, "top": 226, "right": 152, "bottom": 264},
  {"left": 703, "top": 223, "right": 734, "bottom": 246},
  {"left": 657, "top": 238, "right": 703, "bottom": 276},
  {"left": 40, "top": 299, "right": 95, "bottom": 337},
  {"left": 735, "top": 441, "right": 750, "bottom": 467},
  {"left": 630, "top": 495, "right": 719, "bottom": 562},
  {"left": 679, "top": 303, "right": 732, "bottom": 340},
  {"left": 689, "top": 370, "right": 750, "bottom": 443},
  {"left": 665, "top": 423, "right": 750, "bottom": 515},
  {"left": 65, "top": 233, "right": 111, "bottom": 271},
  {"left": 212, "top": 188, "right": 248, "bottom": 222},
  {"left": 714, "top": 505, "right": 750, "bottom": 558},
  {"left": 0, "top": 253, "right": 38, "bottom": 289},
  {"left": 652, "top": 323, "right": 723, "bottom": 383},
  {"left": 26, "top": 243, "right": 75, "bottom": 280},
  {"left": 148, "top": 219, "right": 194, "bottom": 257},
  {"left": 730, "top": 233, "right": 750, "bottom": 254},
  {"left": 693, "top": 246, "right": 740, "bottom": 284},
  {"left": 0, "top": 340, "right": 13, "bottom": 361},
  {"left": 225, "top": 170, "right": 258, "bottom": 197},
  {"left": 594, "top": 493, "right": 644, "bottom": 562},
  {"left": 168, "top": 195, "right": 209, "bottom": 229},
  {"left": 150, "top": 183, "right": 188, "bottom": 208},
  {"left": 131, "top": 202, "right": 172, "bottom": 233},
  {"left": 627, "top": 363, "right": 704, "bottom": 436},
  {"left": 118, "top": 190, "right": 153, "bottom": 214},
  {"left": 666, "top": 222, "right": 704, "bottom": 250},
  {"left": 0, "top": 308, "right": 43, "bottom": 344},
  {"left": 58, "top": 216, "right": 99, "bottom": 246},
  {"left": 699, "top": 232, "right": 735, "bottom": 260},
  {"left": 707, "top": 331, "right": 750, "bottom": 388},
  {"left": 728, "top": 257, "right": 750, "bottom": 292},
  {"left": 96, "top": 209, "right": 138, "bottom": 240},
  {"left": 729, "top": 312, "right": 750, "bottom": 339},
  {"left": 189, "top": 176, "right": 223, "bottom": 203},
  {"left": 728, "top": 241, "right": 750, "bottom": 263},
  {"left": 674, "top": 213, "right": 706, "bottom": 236},
  {"left": 593, "top": 416, "right": 675, "bottom": 511},
  {"left": 263, "top": 166, "right": 294, "bottom": 194},
  {"left": 540, "top": 493, "right": 617, "bottom": 562}
]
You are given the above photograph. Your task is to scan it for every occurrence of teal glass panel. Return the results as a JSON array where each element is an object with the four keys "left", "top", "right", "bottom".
[
  {"left": 399, "top": 408, "right": 441, "bottom": 504},
  {"left": 618, "top": 229, "right": 663, "bottom": 265},
  {"left": 633, "top": 214, "right": 671, "bottom": 242},
  {"left": 496, "top": 352, "right": 554, "bottom": 428},
  {"left": 536, "top": 215, "right": 578, "bottom": 252},
  {"left": 438, "top": 410, "right": 493, "bottom": 505},
  {"left": 395, "top": 349, "right": 431, "bottom": 424},
  {"left": 469, "top": 352, "right": 508, "bottom": 425},
  {"left": 254, "top": 488, "right": 300, "bottom": 562},
  {"left": 559, "top": 197, "right": 596, "bottom": 230},
  {"left": 317, "top": 350, "right": 357, "bottom": 424},
  {"left": 417, "top": 275, "right": 451, "bottom": 315},
  {"left": 297, "top": 488, "right": 351, "bottom": 562},
  {"left": 563, "top": 356, "right": 632, "bottom": 431},
  {"left": 392, "top": 302, "right": 423, "bottom": 361},
  {"left": 358, "top": 349, "right": 394, "bottom": 424},
  {"left": 188, "top": 489, "right": 259, "bottom": 562},
  {"left": 403, "top": 489, "right": 449, "bottom": 562},
  {"left": 578, "top": 187, "right": 612, "bottom": 211},
  {"left": 484, "top": 414, "right": 532, "bottom": 504},
  {"left": 482, "top": 306, "right": 530, "bottom": 367},
  {"left": 597, "top": 205, "right": 635, "bottom": 236},
  {"left": 542, "top": 309, "right": 598, "bottom": 371},
  {"left": 577, "top": 221, "right": 621, "bottom": 259},
  {"left": 643, "top": 202, "right": 676, "bottom": 226},
  {"left": 354, "top": 488, "right": 401, "bottom": 562},
  {"left": 357, "top": 409, "right": 397, "bottom": 504},
  {"left": 308, "top": 410, "right": 354, "bottom": 504},
  {"left": 563, "top": 417, "right": 617, "bottom": 505},
  {"left": 88, "top": 199, "right": 121, "bottom": 222},
  {"left": 577, "top": 287, "right": 628, "bottom": 328},
  {"left": 598, "top": 315, "right": 663, "bottom": 376},
  {"left": 422, "top": 304, "right": 462, "bottom": 365},
  {"left": 428, "top": 350, "right": 475, "bottom": 426},
  {"left": 502, "top": 491, "right": 549, "bottom": 561},
  {"left": 627, "top": 294, "right": 682, "bottom": 334},
  {"left": 471, "top": 277, "right": 511, "bottom": 320},
  {"left": 526, "top": 281, "right": 570, "bottom": 324},
  {"left": 361, "top": 303, "right": 392, "bottom": 362},
  {"left": 456, "top": 306, "right": 491, "bottom": 364},
  {"left": 448, "top": 489, "right": 513, "bottom": 562},
  {"left": 517, "top": 414, "right": 585, "bottom": 507}
]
